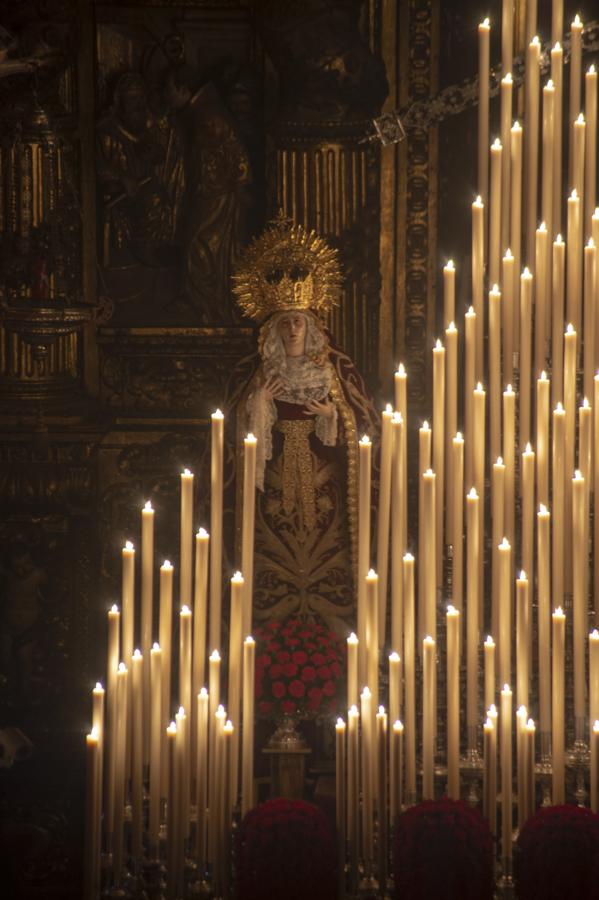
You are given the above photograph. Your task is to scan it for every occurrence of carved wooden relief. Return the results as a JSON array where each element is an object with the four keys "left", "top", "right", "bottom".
[
  {"left": 97, "top": 325, "right": 254, "bottom": 412},
  {"left": 94, "top": 3, "right": 264, "bottom": 327}
]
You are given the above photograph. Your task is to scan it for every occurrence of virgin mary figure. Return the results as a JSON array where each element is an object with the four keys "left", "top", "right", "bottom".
[{"left": 226, "top": 216, "right": 378, "bottom": 634}]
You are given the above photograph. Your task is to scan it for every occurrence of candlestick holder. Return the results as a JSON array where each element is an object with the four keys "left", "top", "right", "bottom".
[
  {"left": 357, "top": 872, "right": 379, "bottom": 898},
  {"left": 124, "top": 862, "right": 151, "bottom": 899},
  {"left": 141, "top": 857, "right": 165, "bottom": 900},
  {"left": 535, "top": 731, "right": 552, "bottom": 807},
  {"left": 460, "top": 727, "right": 483, "bottom": 806},
  {"left": 567, "top": 717, "right": 589, "bottom": 806},
  {"left": 102, "top": 888, "right": 128, "bottom": 899},
  {"left": 188, "top": 875, "right": 212, "bottom": 898},
  {"left": 498, "top": 855, "right": 514, "bottom": 898}
]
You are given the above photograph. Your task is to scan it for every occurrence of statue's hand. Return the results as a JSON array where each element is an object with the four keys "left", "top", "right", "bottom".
[
  {"left": 262, "top": 374, "right": 283, "bottom": 400},
  {"left": 305, "top": 398, "right": 335, "bottom": 419}
]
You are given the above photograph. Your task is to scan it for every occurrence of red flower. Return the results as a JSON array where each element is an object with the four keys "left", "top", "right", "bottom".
[
  {"left": 301, "top": 666, "right": 317, "bottom": 682},
  {"left": 308, "top": 687, "right": 323, "bottom": 709},
  {"left": 322, "top": 680, "right": 335, "bottom": 697},
  {"left": 236, "top": 799, "right": 335, "bottom": 900},
  {"left": 289, "top": 680, "right": 306, "bottom": 699},
  {"left": 514, "top": 805, "right": 599, "bottom": 900},
  {"left": 254, "top": 617, "right": 346, "bottom": 719},
  {"left": 394, "top": 799, "right": 494, "bottom": 900},
  {"left": 259, "top": 701, "right": 273, "bottom": 715}
]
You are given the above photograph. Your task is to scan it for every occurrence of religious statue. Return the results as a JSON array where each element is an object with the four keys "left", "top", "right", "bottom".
[{"left": 227, "top": 216, "right": 378, "bottom": 633}]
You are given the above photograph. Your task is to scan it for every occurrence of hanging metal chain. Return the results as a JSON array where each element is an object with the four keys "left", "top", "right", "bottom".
[{"left": 366, "top": 21, "right": 599, "bottom": 145}]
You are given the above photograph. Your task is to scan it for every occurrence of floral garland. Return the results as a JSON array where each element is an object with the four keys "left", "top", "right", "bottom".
[
  {"left": 254, "top": 617, "right": 346, "bottom": 719},
  {"left": 236, "top": 798, "right": 336, "bottom": 900},
  {"left": 513, "top": 805, "right": 599, "bottom": 900},
  {"left": 393, "top": 798, "right": 494, "bottom": 900}
]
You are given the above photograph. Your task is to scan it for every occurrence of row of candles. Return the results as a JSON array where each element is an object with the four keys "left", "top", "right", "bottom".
[
  {"left": 338, "top": 3, "right": 599, "bottom": 890},
  {"left": 84, "top": 421, "right": 259, "bottom": 899},
  {"left": 336, "top": 601, "right": 599, "bottom": 888}
]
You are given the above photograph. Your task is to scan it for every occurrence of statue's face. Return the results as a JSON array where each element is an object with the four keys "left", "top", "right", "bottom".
[
  {"left": 119, "top": 89, "right": 148, "bottom": 134},
  {"left": 277, "top": 313, "right": 307, "bottom": 357}
]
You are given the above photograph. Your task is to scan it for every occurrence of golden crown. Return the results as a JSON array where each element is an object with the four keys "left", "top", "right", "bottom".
[{"left": 232, "top": 215, "right": 342, "bottom": 322}]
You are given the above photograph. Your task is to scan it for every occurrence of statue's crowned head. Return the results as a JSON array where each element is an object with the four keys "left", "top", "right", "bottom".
[{"left": 232, "top": 214, "right": 342, "bottom": 323}]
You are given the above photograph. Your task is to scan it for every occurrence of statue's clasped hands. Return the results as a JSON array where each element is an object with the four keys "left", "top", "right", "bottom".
[
  {"left": 304, "top": 398, "right": 335, "bottom": 418},
  {"left": 262, "top": 375, "right": 335, "bottom": 419}
]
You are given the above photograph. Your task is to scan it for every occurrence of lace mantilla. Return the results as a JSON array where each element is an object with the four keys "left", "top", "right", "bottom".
[{"left": 247, "top": 356, "right": 339, "bottom": 491}]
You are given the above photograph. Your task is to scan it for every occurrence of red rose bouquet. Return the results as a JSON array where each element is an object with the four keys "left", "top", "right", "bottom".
[
  {"left": 393, "top": 798, "right": 494, "bottom": 900},
  {"left": 236, "top": 798, "right": 336, "bottom": 900},
  {"left": 254, "top": 617, "right": 346, "bottom": 719},
  {"left": 513, "top": 804, "right": 599, "bottom": 900}
]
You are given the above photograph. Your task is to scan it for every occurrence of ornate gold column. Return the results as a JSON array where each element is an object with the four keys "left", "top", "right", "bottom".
[{"left": 378, "top": 0, "right": 440, "bottom": 408}]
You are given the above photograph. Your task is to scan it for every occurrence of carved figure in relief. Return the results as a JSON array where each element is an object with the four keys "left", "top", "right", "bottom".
[
  {"left": 96, "top": 72, "right": 185, "bottom": 304},
  {"left": 226, "top": 216, "right": 378, "bottom": 631},
  {"left": 165, "top": 65, "right": 253, "bottom": 323}
]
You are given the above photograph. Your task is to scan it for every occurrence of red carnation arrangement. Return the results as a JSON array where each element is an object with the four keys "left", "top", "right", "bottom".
[
  {"left": 513, "top": 805, "right": 599, "bottom": 900},
  {"left": 254, "top": 617, "right": 346, "bottom": 719},
  {"left": 393, "top": 798, "right": 494, "bottom": 900},
  {"left": 236, "top": 798, "right": 336, "bottom": 900}
]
